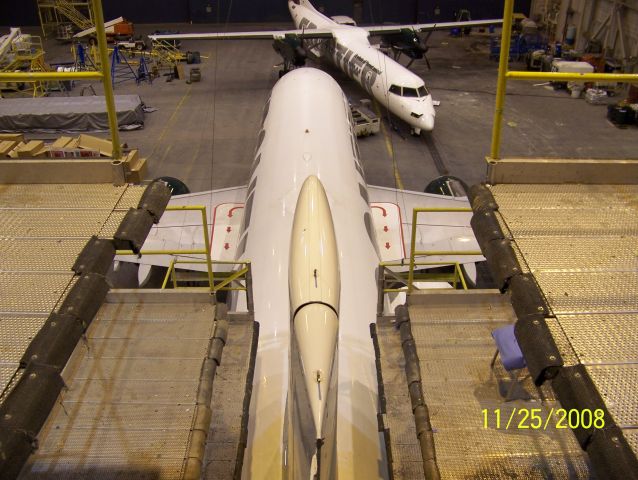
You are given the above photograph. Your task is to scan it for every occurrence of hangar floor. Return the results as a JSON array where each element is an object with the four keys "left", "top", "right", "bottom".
[{"left": 33, "top": 23, "right": 638, "bottom": 192}]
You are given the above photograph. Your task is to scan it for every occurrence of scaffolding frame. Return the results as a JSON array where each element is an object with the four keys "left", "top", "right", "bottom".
[
  {"left": 0, "top": 0, "right": 121, "bottom": 159},
  {"left": 37, "top": 0, "right": 94, "bottom": 38}
]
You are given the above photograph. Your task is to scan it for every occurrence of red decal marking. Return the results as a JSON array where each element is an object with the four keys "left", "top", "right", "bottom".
[
  {"left": 385, "top": 242, "right": 391, "bottom": 249},
  {"left": 371, "top": 205, "right": 388, "bottom": 217},
  {"left": 383, "top": 226, "right": 388, "bottom": 232},
  {"left": 228, "top": 206, "right": 244, "bottom": 218},
  {"left": 224, "top": 243, "right": 230, "bottom": 250},
  {"left": 226, "top": 226, "right": 232, "bottom": 233}
]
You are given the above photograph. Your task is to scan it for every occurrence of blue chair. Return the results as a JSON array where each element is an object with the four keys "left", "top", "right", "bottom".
[{"left": 490, "top": 325, "right": 529, "bottom": 401}]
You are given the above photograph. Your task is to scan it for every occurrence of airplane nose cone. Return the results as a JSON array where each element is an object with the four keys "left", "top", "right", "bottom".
[{"left": 420, "top": 113, "right": 435, "bottom": 132}]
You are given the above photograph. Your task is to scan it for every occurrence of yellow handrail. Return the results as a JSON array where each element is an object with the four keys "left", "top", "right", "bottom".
[
  {"left": 489, "top": 0, "right": 638, "bottom": 161},
  {"left": 380, "top": 260, "right": 469, "bottom": 292},
  {"left": 407, "top": 207, "right": 481, "bottom": 293},
  {"left": 0, "top": 0, "right": 121, "bottom": 159},
  {"left": 116, "top": 205, "right": 216, "bottom": 292},
  {"left": 116, "top": 205, "right": 252, "bottom": 301}
]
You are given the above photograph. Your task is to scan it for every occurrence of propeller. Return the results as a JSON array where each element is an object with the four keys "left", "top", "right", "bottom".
[
  {"left": 386, "top": 26, "right": 434, "bottom": 70},
  {"left": 272, "top": 31, "right": 307, "bottom": 75},
  {"left": 421, "top": 27, "right": 435, "bottom": 70}
]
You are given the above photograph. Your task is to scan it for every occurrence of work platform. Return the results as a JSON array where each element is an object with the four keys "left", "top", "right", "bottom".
[
  {"left": 0, "top": 181, "right": 259, "bottom": 479},
  {"left": 18, "top": 291, "right": 257, "bottom": 479},
  {"left": 0, "top": 183, "right": 145, "bottom": 398},
  {"left": 484, "top": 183, "right": 638, "bottom": 472},
  {"left": 374, "top": 290, "right": 590, "bottom": 479},
  {"left": 374, "top": 158, "right": 638, "bottom": 479}
]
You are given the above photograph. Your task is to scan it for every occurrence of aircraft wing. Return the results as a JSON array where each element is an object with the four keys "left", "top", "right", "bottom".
[
  {"left": 116, "top": 186, "right": 247, "bottom": 274},
  {"left": 363, "top": 19, "right": 503, "bottom": 36},
  {"left": 367, "top": 185, "right": 484, "bottom": 265},
  {"left": 149, "top": 29, "right": 334, "bottom": 41},
  {"left": 117, "top": 184, "right": 483, "bottom": 280}
]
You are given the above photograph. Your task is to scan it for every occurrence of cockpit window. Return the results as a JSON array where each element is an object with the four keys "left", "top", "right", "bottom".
[
  {"left": 403, "top": 87, "right": 419, "bottom": 98},
  {"left": 391, "top": 84, "right": 429, "bottom": 98}
]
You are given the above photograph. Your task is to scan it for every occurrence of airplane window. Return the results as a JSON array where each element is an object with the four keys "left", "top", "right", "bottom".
[
  {"left": 241, "top": 192, "right": 255, "bottom": 233},
  {"left": 236, "top": 232, "right": 248, "bottom": 258},
  {"left": 389, "top": 85, "right": 402, "bottom": 95},
  {"left": 359, "top": 183, "right": 369, "bottom": 204},
  {"left": 254, "top": 129, "right": 265, "bottom": 156},
  {"left": 247, "top": 177, "right": 257, "bottom": 196},
  {"left": 249, "top": 153, "right": 261, "bottom": 179},
  {"left": 402, "top": 87, "right": 419, "bottom": 98},
  {"left": 363, "top": 212, "right": 378, "bottom": 250},
  {"left": 417, "top": 86, "right": 429, "bottom": 97},
  {"left": 261, "top": 99, "right": 270, "bottom": 124},
  {"left": 350, "top": 134, "right": 357, "bottom": 159}
]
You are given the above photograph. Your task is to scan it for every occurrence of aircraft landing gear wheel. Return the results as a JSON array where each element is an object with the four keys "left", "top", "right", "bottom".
[{"left": 156, "top": 176, "right": 190, "bottom": 196}]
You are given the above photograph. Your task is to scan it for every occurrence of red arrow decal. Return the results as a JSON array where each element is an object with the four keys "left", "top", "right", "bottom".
[
  {"left": 226, "top": 226, "right": 232, "bottom": 233},
  {"left": 227, "top": 206, "right": 244, "bottom": 218},
  {"left": 383, "top": 225, "right": 389, "bottom": 232},
  {"left": 385, "top": 242, "right": 391, "bottom": 249},
  {"left": 224, "top": 243, "right": 230, "bottom": 250},
  {"left": 371, "top": 205, "right": 388, "bottom": 217}
]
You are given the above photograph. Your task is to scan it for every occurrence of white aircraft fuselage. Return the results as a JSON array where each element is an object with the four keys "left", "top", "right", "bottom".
[
  {"left": 239, "top": 67, "right": 383, "bottom": 478},
  {"left": 289, "top": 0, "right": 435, "bottom": 133}
]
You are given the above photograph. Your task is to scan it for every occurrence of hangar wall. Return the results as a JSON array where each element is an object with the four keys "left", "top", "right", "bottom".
[
  {"left": 1, "top": 0, "right": 529, "bottom": 27},
  {"left": 530, "top": 0, "right": 638, "bottom": 67}
]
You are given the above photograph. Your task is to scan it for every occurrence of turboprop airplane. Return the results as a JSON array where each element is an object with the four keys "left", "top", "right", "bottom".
[
  {"left": 120, "top": 67, "right": 483, "bottom": 479},
  {"left": 149, "top": 0, "right": 501, "bottom": 135}
]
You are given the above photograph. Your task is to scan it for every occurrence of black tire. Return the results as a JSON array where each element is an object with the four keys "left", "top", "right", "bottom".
[
  {"left": 424, "top": 175, "right": 469, "bottom": 197},
  {"left": 156, "top": 176, "right": 190, "bottom": 196}
]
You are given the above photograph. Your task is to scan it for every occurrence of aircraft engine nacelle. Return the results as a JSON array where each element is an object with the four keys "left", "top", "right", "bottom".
[
  {"left": 382, "top": 29, "right": 427, "bottom": 60},
  {"left": 272, "top": 36, "right": 307, "bottom": 68}
]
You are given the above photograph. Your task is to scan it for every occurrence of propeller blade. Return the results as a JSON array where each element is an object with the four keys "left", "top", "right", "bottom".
[{"left": 423, "top": 25, "right": 436, "bottom": 45}]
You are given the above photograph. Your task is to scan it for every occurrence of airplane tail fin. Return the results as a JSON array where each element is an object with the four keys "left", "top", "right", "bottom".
[{"left": 292, "top": 0, "right": 317, "bottom": 10}]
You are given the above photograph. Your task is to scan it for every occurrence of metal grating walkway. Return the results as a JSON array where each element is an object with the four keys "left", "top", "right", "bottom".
[
  {"left": 376, "top": 290, "right": 590, "bottom": 479},
  {"left": 0, "top": 183, "right": 145, "bottom": 400},
  {"left": 491, "top": 184, "right": 638, "bottom": 454},
  {"left": 16, "top": 291, "right": 257, "bottom": 480}
]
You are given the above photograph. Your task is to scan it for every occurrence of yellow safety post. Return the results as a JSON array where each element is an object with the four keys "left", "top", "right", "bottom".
[
  {"left": 90, "top": 0, "right": 122, "bottom": 159},
  {"left": 161, "top": 258, "right": 176, "bottom": 289},
  {"left": 407, "top": 208, "right": 419, "bottom": 293},
  {"left": 195, "top": 206, "right": 215, "bottom": 293},
  {"left": 488, "top": 1, "right": 638, "bottom": 163},
  {"left": 489, "top": 0, "right": 515, "bottom": 161}
]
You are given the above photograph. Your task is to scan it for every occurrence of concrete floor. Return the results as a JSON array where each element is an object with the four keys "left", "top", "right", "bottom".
[{"left": 32, "top": 24, "right": 638, "bottom": 192}]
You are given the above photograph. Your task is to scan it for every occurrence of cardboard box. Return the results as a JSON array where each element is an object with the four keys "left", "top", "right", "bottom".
[
  {"left": 77, "top": 134, "right": 114, "bottom": 157},
  {"left": 17, "top": 140, "right": 45, "bottom": 157},
  {"left": 0, "top": 140, "right": 18, "bottom": 158},
  {"left": 0, "top": 133, "right": 25, "bottom": 143},
  {"left": 51, "top": 136, "right": 73, "bottom": 149}
]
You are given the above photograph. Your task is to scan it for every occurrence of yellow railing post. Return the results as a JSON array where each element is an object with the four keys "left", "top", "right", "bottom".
[
  {"left": 487, "top": 1, "right": 638, "bottom": 163},
  {"left": 161, "top": 258, "right": 175, "bottom": 289},
  {"left": 405, "top": 207, "right": 479, "bottom": 293},
  {"left": 489, "top": 0, "right": 515, "bottom": 161},
  {"left": 90, "top": 0, "right": 122, "bottom": 159},
  {"left": 407, "top": 208, "right": 419, "bottom": 294},
  {"left": 199, "top": 207, "right": 215, "bottom": 294}
]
